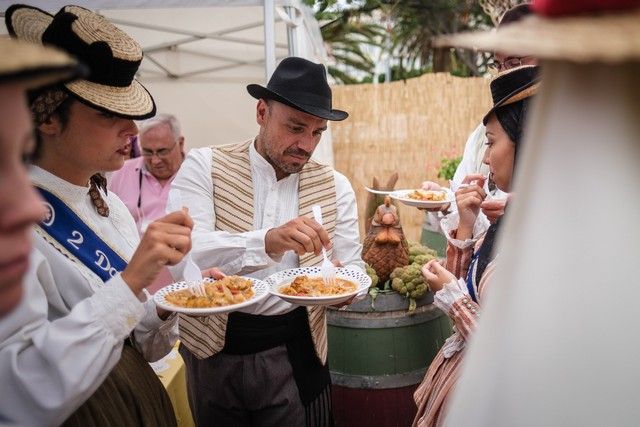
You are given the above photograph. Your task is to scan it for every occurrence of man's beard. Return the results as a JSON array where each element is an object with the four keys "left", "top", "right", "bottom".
[{"left": 264, "top": 143, "right": 311, "bottom": 175}]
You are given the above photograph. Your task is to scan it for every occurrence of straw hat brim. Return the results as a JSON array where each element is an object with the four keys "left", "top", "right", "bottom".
[
  {"left": 435, "top": 9, "right": 640, "bottom": 63},
  {"left": 0, "top": 38, "right": 82, "bottom": 89},
  {"left": 483, "top": 82, "right": 540, "bottom": 124},
  {"left": 8, "top": 5, "right": 155, "bottom": 120},
  {"left": 5, "top": 5, "right": 52, "bottom": 44},
  {"left": 64, "top": 78, "right": 156, "bottom": 120}
]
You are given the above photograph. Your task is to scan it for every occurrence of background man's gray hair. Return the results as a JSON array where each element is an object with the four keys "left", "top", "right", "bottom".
[{"left": 138, "top": 113, "right": 182, "bottom": 141}]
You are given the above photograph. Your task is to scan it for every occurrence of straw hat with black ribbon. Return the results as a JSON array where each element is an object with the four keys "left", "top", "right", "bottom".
[
  {"left": 434, "top": 0, "right": 640, "bottom": 63},
  {"left": 5, "top": 4, "right": 156, "bottom": 120},
  {"left": 0, "top": 37, "right": 85, "bottom": 89}
]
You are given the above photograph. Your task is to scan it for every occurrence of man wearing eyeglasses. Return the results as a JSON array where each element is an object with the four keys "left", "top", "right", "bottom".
[
  {"left": 421, "top": 4, "right": 537, "bottom": 247},
  {"left": 452, "top": 4, "right": 536, "bottom": 191},
  {"left": 110, "top": 113, "right": 186, "bottom": 236}
]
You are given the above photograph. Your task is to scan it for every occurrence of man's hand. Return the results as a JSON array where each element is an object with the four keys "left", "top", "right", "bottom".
[
  {"left": 201, "top": 267, "right": 226, "bottom": 280},
  {"left": 419, "top": 181, "right": 449, "bottom": 212},
  {"left": 332, "top": 295, "right": 356, "bottom": 309},
  {"left": 265, "top": 216, "right": 331, "bottom": 257},
  {"left": 122, "top": 210, "right": 193, "bottom": 295},
  {"left": 421, "top": 260, "right": 456, "bottom": 293}
]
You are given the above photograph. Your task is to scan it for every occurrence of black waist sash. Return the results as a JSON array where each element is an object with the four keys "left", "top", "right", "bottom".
[{"left": 222, "top": 307, "right": 331, "bottom": 406}]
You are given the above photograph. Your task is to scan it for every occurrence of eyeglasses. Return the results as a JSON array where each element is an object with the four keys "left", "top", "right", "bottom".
[
  {"left": 141, "top": 141, "right": 177, "bottom": 159},
  {"left": 487, "top": 56, "right": 531, "bottom": 72}
]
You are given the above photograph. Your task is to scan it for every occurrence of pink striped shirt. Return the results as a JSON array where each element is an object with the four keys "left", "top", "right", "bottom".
[{"left": 109, "top": 157, "right": 176, "bottom": 235}]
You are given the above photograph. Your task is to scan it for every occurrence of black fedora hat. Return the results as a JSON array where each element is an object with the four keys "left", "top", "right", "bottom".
[
  {"left": 6, "top": 4, "right": 155, "bottom": 120},
  {"left": 483, "top": 65, "right": 540, "bottom": 124},
  {"left": 247, "top": 56, "right": 348, "bottom": 121}
]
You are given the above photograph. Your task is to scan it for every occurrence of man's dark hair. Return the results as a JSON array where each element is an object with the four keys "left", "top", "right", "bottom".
[{"left": 499, "top": 3, "right": 532, "bottom": 27}]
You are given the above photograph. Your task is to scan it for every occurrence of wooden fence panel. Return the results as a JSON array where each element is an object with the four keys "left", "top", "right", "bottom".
[{"left": 331, "top": 73, "right": 492, "bottom": 241}]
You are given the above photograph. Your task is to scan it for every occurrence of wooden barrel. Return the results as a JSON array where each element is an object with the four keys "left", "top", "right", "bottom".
[{"left": 328, "top": 292, "right": 451, "bottom": 427}]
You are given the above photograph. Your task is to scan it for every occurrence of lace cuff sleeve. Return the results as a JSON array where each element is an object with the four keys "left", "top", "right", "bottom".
[
  {"left": 440, "top": 213, "right": 476, "bottom": 249},
  {"left": 433, "top": 278, "right": 469, "bottom": 313}
]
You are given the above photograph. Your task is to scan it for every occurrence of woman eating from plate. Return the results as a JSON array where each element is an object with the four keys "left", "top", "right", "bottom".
[
  {"left": 0, "top": 4, "right": 217, "bottom": 426},
  {"left": 412, "top": 64, "right": 540, "bottom": 427}
]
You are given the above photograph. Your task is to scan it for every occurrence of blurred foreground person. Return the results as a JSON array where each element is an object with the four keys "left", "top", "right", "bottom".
[
  {"left": 434, "top": 2, "right": 640, "bottom": 426},
  {"left": 0, "top": 37, "right": 83, "bottom": 425},
  {"left": 0, "top": 38, "right": 82, "bottom": 318}
]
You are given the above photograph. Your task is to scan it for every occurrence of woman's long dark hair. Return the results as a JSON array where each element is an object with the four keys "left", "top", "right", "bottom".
[{"left": 474, "top": 98, "right": 531, "bottom": 283}]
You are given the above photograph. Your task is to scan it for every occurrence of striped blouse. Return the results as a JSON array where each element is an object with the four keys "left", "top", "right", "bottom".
[{"left": 412, "top": 229, "right": 497, "bottom": 427}]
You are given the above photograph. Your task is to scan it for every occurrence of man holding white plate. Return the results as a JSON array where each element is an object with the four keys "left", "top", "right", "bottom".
[{"left": 170, "top": 57, "right": 365, "bottom": 426}]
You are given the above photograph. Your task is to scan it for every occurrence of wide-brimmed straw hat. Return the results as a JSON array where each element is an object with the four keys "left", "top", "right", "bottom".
[
  {"left": 483, "top": 65, "right": 540, "bottom": 124},
  {"left": 0, "top": 37, "right": 85, "bottom": 88},
  {"left": 435, "top": 1, "right": 640, "bottom": 63},
  {"left": 5, "top": 4, "right": 155, "bottom": 119},
  {"left": 247, "top": 57, "right": 348, "bottom": 121}
]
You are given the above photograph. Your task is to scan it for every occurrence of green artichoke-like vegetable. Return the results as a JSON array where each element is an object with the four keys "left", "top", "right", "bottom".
[
  {"left": 391, "top": 242, "right": 438, "bottom": 311},
  {"left": 365, "top": 263, "right": 379, "bottom": 289}
]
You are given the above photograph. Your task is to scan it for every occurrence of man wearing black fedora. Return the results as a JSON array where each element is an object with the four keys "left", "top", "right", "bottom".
[{"left": 172, "top": 56, "right": 365, "bottom": 425}]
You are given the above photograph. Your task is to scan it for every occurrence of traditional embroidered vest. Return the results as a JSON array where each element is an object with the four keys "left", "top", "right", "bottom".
[{"left": 179, "top": 139, "right": 337, "bottom": 364}]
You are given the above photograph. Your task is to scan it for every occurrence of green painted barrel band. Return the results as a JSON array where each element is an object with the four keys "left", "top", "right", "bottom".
[
  {"left": 331, "top": 368, "right": 427, "bottom": 389},
  {"left": 328, "top": 312, "right": 452, "bottom": 377},
  {"left": 327, "top": 303, "right": 443, "bottom": 329}
]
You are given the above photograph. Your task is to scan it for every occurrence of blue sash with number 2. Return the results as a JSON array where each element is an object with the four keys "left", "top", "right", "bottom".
[{"left": 36, "top": 186, "right": 128, "bottom": 282}]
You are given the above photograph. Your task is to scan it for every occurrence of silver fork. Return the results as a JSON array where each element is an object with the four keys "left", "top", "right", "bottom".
[
  {"left": 311, "top": 205, "right": 336, "bottom": 287},
  {"left": 168, "top": 189, "right": 206, "bottom": 297}
]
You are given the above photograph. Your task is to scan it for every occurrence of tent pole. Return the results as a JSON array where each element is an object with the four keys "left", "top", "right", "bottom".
[
  {"left": 284, "top": 6, "right": 297, "bottom": 57},
  {"left": 264, "top": 0, "right": 276, "bottom": 81}
]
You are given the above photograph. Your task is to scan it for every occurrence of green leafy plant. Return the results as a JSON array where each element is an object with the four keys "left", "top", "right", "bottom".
[{"left": 437, "top": 156, "right": 462, "bottom": 181}]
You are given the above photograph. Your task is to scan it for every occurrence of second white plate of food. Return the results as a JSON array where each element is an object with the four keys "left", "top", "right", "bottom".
[
  {"left": 390, "top": 188, "right": 454, "bottom": 208},
  {"left": 265, "top": 267, "right": 372, "bottom": 306},
  {"left": 154, "top": 276, "right": 269, "bottom": 315}
]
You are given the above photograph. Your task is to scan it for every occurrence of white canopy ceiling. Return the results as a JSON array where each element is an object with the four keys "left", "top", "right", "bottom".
[{"left": 0, "top": 1, "right": 335, "bottom": 164}]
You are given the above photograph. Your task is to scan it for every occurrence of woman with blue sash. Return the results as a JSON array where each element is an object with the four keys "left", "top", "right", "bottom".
[
  {"left": 0, "top": 5, "right": 201, "bottom": 426},
  {"left": 412, "top": 65, "right": 540, "bottom": 427}
]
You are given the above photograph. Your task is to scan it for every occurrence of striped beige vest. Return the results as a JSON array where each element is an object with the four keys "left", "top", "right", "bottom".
[{"left": 179, "top": 139, "right": 337, "bottom": 364}]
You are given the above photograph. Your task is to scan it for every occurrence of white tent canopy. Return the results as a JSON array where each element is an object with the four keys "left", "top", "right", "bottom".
[{"left": 0, "top": 0, "right": 335, "bottom": 165}]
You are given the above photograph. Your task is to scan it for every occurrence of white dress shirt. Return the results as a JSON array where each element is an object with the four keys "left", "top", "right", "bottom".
[
  {"left": 0, "top": 167, "right": 178, "bottom": 425},
  {"left": 29, "top": 166, "right": 177, "bottom": 358},
  {"left": 170, "top": 142, "right": 365, "bottom": 315},
  {"left": 452, "top": 123, "right": 490, "bottom": 187}
]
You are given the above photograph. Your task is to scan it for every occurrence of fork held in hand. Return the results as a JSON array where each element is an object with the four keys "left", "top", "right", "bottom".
[
  {"left": 168, "top": 189, "right": 206, "bottom": 297},
  {"left": 311, "top": 205, "right": 337, "bottom": 287}
]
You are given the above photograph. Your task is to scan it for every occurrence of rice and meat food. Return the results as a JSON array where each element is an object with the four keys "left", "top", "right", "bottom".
[
  {"left": 165, "top": 275, "right": 254, "bottom": 308},
  {"left": 280, "top": 275, "right": 357, "bottom": 297},
  {"left": 406, "top": 189, "right": 447, "bottom": 201}
]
